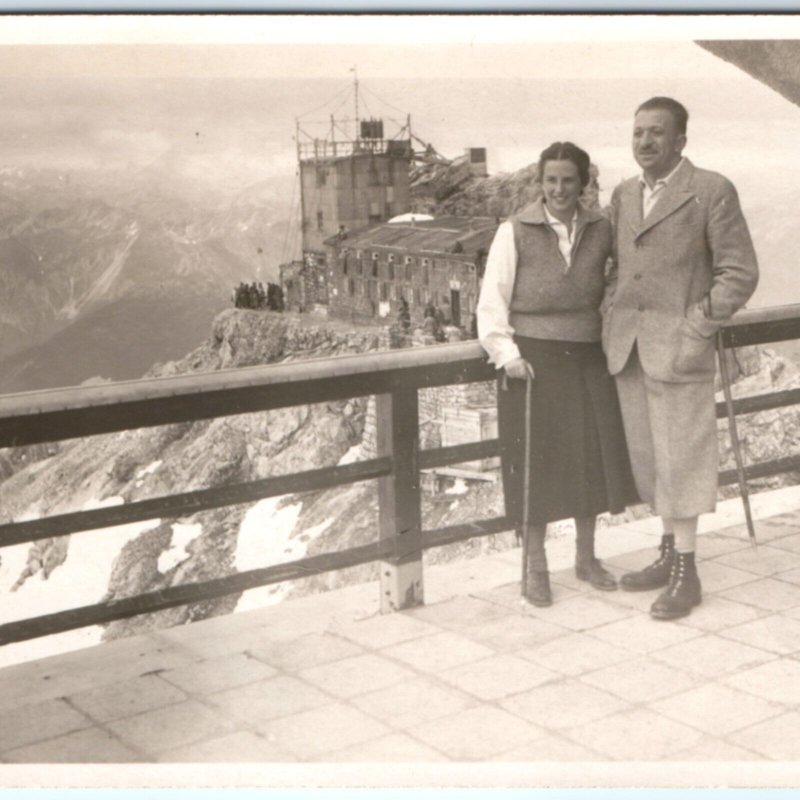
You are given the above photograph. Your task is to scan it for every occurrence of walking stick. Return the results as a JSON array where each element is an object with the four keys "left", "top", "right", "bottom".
[
  {"left": 716, "top": 329, "right": 757, "bottom": 546},
  {"left": 521, "top": 372, "right": 533, "bottom": 595},
  {"left": 502, "top": 370, "right": 534, "bottom": 595}
]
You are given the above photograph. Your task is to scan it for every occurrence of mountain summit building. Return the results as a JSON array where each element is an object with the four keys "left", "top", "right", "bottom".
[{"left": 280, "top": 75, "right": 495, "bottom": 331}]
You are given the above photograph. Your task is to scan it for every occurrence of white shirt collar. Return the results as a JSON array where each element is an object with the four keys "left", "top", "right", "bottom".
[
  {"left": 542, "top": 204, "right": 577, "bottom": 230},
  {"left": 542, "top": 203, "right": 578, "bottom": 269},
  {"left": 639, "top": 156, "right": 685, "bottom": 190}
]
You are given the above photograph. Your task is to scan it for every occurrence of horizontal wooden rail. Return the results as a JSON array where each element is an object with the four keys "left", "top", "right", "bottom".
[
  {"left": 0, "top": 341, "right": 494, "bottom": 449},
  {"left": 0, "top": 515, "right": 512, "bottom": 645},
  {"left": 0, "top": 457, "right": 393, "bottom": 548},
  {"left": 715, "top": 387, "right": 800, "bottom": 418},
  {"left": 418, "top": 439, "right": 499, "bottom": 470},
  {"left": 721, "top": 303, "right": 800, "bottom": 347},
  {"left": 720, "top": 453, "right": 800, "bottom": 486}
]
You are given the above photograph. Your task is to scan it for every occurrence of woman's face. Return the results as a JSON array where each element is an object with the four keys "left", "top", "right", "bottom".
[{"left": 542, "top": 159, "right": 582, "bottom": 219}]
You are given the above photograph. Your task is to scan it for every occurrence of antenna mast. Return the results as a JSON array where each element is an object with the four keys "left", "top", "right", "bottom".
[{"left": 352, "top": 65, "right": 360, "bottom": 139}]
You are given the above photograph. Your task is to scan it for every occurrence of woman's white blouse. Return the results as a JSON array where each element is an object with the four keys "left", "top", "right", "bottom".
[{"left": 476, "top": 221, "right": 521, "bottom": 370}]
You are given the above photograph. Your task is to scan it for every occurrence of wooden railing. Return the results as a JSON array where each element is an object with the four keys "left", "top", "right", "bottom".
[{"left": 1, "top": 303, "right": 800, "bottom": 646}]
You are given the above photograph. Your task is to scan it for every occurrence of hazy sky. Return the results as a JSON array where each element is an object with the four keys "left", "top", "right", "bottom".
[{"left": 0, "top": 15, "right": 798, "bottom": 302}]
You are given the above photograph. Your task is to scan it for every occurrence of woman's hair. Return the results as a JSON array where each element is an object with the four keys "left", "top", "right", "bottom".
[{"left": 537, "top": 141, "right": 591, "bottom": 189}]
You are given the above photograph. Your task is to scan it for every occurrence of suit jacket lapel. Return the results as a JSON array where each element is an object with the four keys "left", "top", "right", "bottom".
[{"left": 635, "top": 158, "right": 696, "bottom": 239}]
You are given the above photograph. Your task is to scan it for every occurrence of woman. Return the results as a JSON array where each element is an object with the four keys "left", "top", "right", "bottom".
[{"left": 477, "top": 141, "right": 638, "bottom": 607}]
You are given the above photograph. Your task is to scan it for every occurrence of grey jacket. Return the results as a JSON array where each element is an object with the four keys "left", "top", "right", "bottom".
[{"left": 603, "top": 158, "right": 759, "bottom": 383}]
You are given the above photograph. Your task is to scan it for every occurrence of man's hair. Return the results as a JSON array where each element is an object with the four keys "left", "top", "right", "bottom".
[
  {"left": 537, "top": 141, "right": 592, "bottom": 188},
  {"left": 636, "top": 97, "right": 689, "bottom": 135}
]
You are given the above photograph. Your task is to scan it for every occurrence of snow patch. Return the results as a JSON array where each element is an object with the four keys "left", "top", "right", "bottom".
[
  {"left": 0, "top": 496, "right": 160, "bottom": 669},
  {"left": 233, "top": 497, "right": 333, "bottom": 613},
  {"left": 157, "top": 522, "right": 202, "bottom": 573},
  {"left": 337, "top": 445, "right": 362, "bottom": 466},
  {"left": 136, "top": 460, "right": 163, "bottom": 479},
  {"left": 445, "top": 479, "right": 469, "bottom": 495}
]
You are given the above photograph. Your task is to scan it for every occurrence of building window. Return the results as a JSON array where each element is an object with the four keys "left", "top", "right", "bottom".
[
  {"left": 369, "top": 201, "right": 381, "bottom": 223},
  {"left": 422, "top": 259, "right": 430, "bottom": 285},
  {"left": 372, "top": 255, "right": 379, "bottom": 278},
  {"left": 316, "top": 210, "right": 323, "bottom": 230},
  {"left": 348, "top": 278, "right": 355, "bottom": 296},
  {"left": 413, "top": 287, "right": 422, "bottom": 305},
  {"left": 380, "top": 282, "right": 388, "bottom": 301},
  {"left": 342, "top": 253, "right": 349, "bottom": 275},
  {"left": 384, "top": 202, "right": 393, "bottom": 219},
  {"left": 388, "top": 261, "right": 394, "bottom": 281},
  {"left": 316, "top": 167, "right": 327, "bottom": 187}
]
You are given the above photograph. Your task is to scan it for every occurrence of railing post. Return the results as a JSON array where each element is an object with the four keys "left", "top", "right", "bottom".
[{"left": 376, "top": 387, "right": 424, "bottom": 612}]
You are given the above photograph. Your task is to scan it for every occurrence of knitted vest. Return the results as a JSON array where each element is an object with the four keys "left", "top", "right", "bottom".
[{"left": 509, "top": 203, "right": 612, "bottom": 342}]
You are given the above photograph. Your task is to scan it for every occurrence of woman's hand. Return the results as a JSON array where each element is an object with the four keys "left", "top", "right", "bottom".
[{"left": 504, "top": 357, "right": 535, "bottom": 381}]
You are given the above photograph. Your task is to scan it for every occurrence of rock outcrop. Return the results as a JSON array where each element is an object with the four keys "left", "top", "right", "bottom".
[{"left": 411, "top": 157, "right": 600, "bottom": 218}]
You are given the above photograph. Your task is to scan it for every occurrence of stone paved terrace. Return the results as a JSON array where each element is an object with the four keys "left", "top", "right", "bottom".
[{"left": 4, "top": 489, "right": 800, "bottom": 786}]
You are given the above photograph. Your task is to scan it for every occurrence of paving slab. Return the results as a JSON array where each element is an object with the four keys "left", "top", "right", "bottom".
[
  {"left": 159, "top": 653, "right": 278, "bottom": 695},
  {"left": 579, "top": 656, "right": 702, "bottom": 703},
  {"left": 651, "top": 632, "right": 776, "bottom": 679},
  {"left": 381, "top": 630, "right": 495, "bottom": 673},
  {"left": 516, "top": 632, "right": 632, "bottom": 678},
  {"left": 2, "top": 726, "right": 143, "bottom": 763},
  {"left": 408, "top": 705, "right": 543, "bottom": 761},
  {"left": 351, "top": 676, "right": 477, "bottom": 730},
  {"left": 728, "top": 711, "right": 800, "bottom": 760},
  {"left": 207, "top": 674, "right": 334, "bottom": 723},
  {"left": 298, "top": 652, "right": 416, "bottom": 699},
  {"left": 0, "top": 698, "right": 93, "bottom": 754},
  {"left": 159, "top": 731, "right": 296, "bottom": 763},
  {"left": 325, "top": 732, "right": 449, "bottom": 762},
  {"left": 649, "top": 683, "right": 785, "bottom": 736},
  {"left": 67, "top": 673, "right": 188, "bottom": 722},
  {"left": 564, "top": 707, "right": 704, "bottom": 761},
  {"left": 438, "top": 653, "right": 558, "bottom": 700},
  {"left": 246, "top": 631, "right": 364, "bottom": 672},
  {"left": 106, "top": 699, "right": 234, "bottom": 757},
  {"left": 498, "top": 679, "right": 630, "bottom": 730},
  {"left": 260, "top": 702, "right": 391, "bottom": 760}
]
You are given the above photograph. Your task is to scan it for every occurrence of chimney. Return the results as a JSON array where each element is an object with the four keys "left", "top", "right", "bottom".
[{"left": 465, "top": 148, "right": 488, "bottom": 178}]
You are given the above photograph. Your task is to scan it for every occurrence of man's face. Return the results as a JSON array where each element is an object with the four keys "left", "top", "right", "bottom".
[{"left": 632, "top": 108, "right": 686, "bottom": 179}]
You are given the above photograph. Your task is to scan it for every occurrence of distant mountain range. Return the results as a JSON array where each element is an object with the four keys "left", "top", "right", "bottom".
[{"left": 0, "top": 166, "right": 293, "bottom": 394}]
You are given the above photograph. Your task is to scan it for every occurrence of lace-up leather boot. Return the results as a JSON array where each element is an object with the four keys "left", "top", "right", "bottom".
[
  {"left": 620, "top": 533, "right": 675, "bottom": 592},
  {"left": 650, "top": 551, "right": 702, "bottom": 620}
]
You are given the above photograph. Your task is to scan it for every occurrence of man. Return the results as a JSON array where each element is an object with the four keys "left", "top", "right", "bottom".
[{"left": 603, "top": 97, "right": 758, "bottom": 620}]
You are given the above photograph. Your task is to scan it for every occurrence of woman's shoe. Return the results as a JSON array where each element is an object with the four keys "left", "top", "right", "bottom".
[
  {"left": 522, "top": 570, "right": 552, "bottom": 607},
  {"left": 575, "top": 558, "right": 618, "bottom": 591}
]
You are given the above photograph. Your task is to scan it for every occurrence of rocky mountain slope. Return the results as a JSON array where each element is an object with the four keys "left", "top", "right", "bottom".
[
  {"left": 1, "top": 308, "right": 798, "bottom": 662},
  {"left": 0, "top": 166, "right": 290, "bottom": 393}
]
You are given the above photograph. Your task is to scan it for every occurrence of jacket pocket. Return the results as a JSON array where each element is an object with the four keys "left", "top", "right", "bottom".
[{"left": 674, "top": 307, "right": 719, "bottom": 377}]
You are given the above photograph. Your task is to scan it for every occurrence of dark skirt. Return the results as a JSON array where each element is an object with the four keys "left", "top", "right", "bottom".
[{"left": 497, "top": 336, "right": 639, "bottom": 526}]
